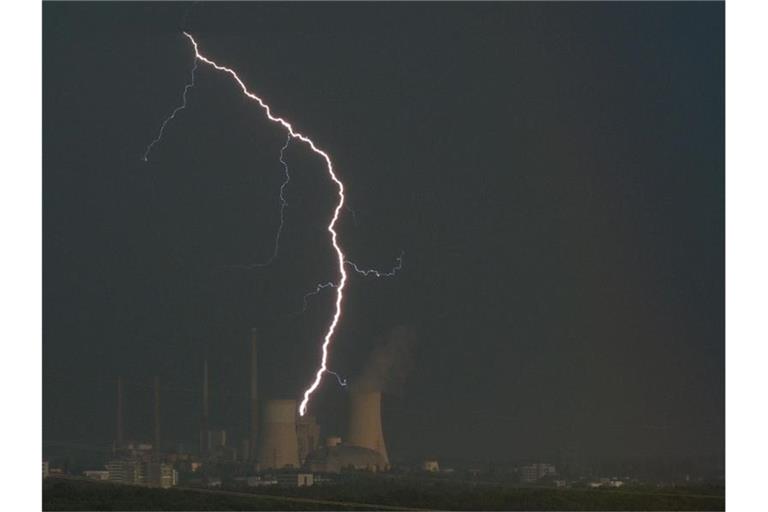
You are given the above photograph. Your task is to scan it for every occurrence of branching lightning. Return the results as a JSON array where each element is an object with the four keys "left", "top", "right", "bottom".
[
  {"left": 144, "top": 57, "right": 198, "bottom": 163},
  {"left": 243, "top": 134, "right": 292, "bottom": 268},
  {"left": 345, "top": 204, "right": 360, "bottom": 227},
  {"left": 146, "top": 32, "right": 404, "bottom": 417},
  {"left": 171, "top": 32, "right": 348, "bottom": 416},
  {"left": 346, "top": 250, "right": 405, "bottom": 278},
  {"left": 294, "top": 252, "right": 404, "bottom": 315},
  {"left": 293, "top": 281, "right": 336, "bottom": 316},
  {"left": 327, "top": 370, "right": 348, "bottom": 387}
]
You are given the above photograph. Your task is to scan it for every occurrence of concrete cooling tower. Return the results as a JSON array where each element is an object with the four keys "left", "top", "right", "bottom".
[
  {"left": 256, "top": 399, "right": 299, "bottom": 470},
  {"left": 347, "top": 390, "right": 389, "bottom": 466}
]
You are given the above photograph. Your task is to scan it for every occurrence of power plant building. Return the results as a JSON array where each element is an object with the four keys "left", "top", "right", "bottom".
[
  {"left": 296, "top": 414, "right": 320, "bottom": 464},
  {"left": 103, "top": 328, "right": 395, "bottom": 481},
  {"left": 106, "top": 459, "right": 176, "bottom": 488},
  {"left": 304, "top": 444, "right": 387, "bottom": 473},
  {"left": 347, "top": 390, "right": 389, "bottom": 466},
  {"left": 207, "top": 429, "right": 227, "bottom": 450},
  {"left": 302, "top": 391, "right": 390, "bottom": 473},
  {"left": 519, "top": 463, "right": 557, "bottom": 483},
  {"left": 256, "top": 399, "right": 300, "bottom": 470},
  {"left": 144, "top": 462, "right": 177, "bottom": 488},
  {"left": 106, "top": 459, "right": 143, "bottom": 485}
]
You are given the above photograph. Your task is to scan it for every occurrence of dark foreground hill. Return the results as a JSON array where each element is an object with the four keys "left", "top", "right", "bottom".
[
  {"left": 43, "top": 478, "right": 384, "bottom": 511},
  {"left": 43, "top": 476, "right": 725, "bottom": 511}
]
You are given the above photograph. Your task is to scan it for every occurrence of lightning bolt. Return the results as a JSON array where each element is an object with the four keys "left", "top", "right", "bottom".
[
  {"left": 148, "top": 33, "right": 404, "bottom": 417},
  {"left": 285, "top": 255, "right": 403, "bottom": 391},
  {"left": 163, "top": 32, "right": 348, "bottom": 417}
]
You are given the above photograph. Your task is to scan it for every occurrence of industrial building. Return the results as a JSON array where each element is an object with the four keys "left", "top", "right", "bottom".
[
  {"left": 276, "top": 472, "right": 315, "bottom": 487},
  {"left": 296, "top": 414, "right": 321, "bottom": 464},
  {"left": 83, "top": 470, "right": 109, "bottom": 481},
  {"left": 300, "top": 391, "right": 390, "bottom": 473},
  {"left": 252, "top": 390, "right": 390, "bottom": 472},
  {"left": 519, "top": 463, "right": 557, "bottom": 483},
  {"left": 305, "top": 443, "right": 387, "bottom": 473},
  {"left": 245, "top": 328, "right": 391, "bottom": 474},
  {"left": 256, "top": 399, "right": 301, "bottom": 469},
  {"left": 105, "top": 459, "right": 177, "bottom": 488},
  {"left": 347, "top": 390, "right": 389, "bottom": 466},
  {"left": 106, "top": 459, "right": 143, "bottom": 484},
  {"left": 103, "top": 327, "right": 393, "bottom": 485},
  {"left": 144, "top": 461, "right": 177, "bottom": 488}
]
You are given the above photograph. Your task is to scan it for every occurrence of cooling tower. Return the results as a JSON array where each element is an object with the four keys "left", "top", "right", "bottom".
[
  {"left": 256, "top": 399, "right": 300, "bottom": 469},
  {"left": 347, "top": 390, "right": 389, "bottom": 465}
]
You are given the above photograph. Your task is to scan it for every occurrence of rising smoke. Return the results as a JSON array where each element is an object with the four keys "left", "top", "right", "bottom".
[{"left": 353, "top": 326, "right": 416, "bottom": 394}]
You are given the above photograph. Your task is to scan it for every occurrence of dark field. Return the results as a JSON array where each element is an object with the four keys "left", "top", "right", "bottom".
[{"left": 43, "top": 477, "right": 725, "bottom": 511}]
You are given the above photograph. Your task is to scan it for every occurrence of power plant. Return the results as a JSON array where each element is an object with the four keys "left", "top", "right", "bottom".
[
  {"left": 106, "top": 328, "right": 393, "bottom": 478},
  {"left": 244, "top": 328, "right": 390, "bottom": 473}
]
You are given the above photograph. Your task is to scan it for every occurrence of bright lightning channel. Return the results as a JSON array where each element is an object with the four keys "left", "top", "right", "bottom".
[
  {"left": 177, "top": 32, "right": 347, "bottom": 417},
  {"left": 147, "top": 33, "right": 404, "bottom": 416}
]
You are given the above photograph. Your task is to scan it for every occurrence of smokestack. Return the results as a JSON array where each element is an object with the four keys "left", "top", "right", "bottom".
[
  {"left": 200, "top": 360, "right": 209, "bottom": 455},
  {"left": 256, "top": 399, "right": 300, "bottom": 470},
  {"left": 153, "top": 376, "right": 160, "bottom": 453},
  {"left": 203, "top": 360, "right": 209, "bottom": 419},
  {"left": 250, "top": 328, "right": 258, "bottom": 461},
  {"left": 347, "top": 390, "right": 389, "bottom": 466},
  {"left": 116, "top": 377, "right": 123, "bottom": 448}
]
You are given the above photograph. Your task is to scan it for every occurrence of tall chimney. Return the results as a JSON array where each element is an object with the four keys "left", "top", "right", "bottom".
[
  {"left": 256, "top": 399, "right": 300, "bottom": 470},
  {"left": 153, "top": 376, "right": 160, "bottom": 453},
  {"left": 347, "top": 390, "right": 389, "bottom": 467},
  {"left": 250, "top": 328, "right": 258, "bottom": 461},
  {"left": 200, "top": 360, "right": 209, "bottom": 455},
  {"left": 116, "top": 377, "right": 124, "bottom": 448}
]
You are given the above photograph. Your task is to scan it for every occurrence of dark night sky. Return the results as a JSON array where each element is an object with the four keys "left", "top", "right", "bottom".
[{"left": 43, "top": 2, "right": 723, "bottom": 464}]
